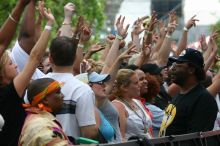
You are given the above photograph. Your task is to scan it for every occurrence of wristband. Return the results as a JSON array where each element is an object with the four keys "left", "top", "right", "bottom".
[
  {"left": 165, "top": 34, "right": 171, "bottom": 39},
  {"left": 116, "top": 34, "right": 123, "bottom": 40},
  {"left": 9, "top": 14, "right": 18, "bottom": 24},
  {"left": 62, "top": 22, "right": 72, "bottom": 25},
  {"left": 78, "top": 44, "right": 84, "bottom": 48},
  {"left": 45, "top": 25, "right": 52, "bottom": 31},
  {"left": 183, "top": 27, "right": 188, "bottom": 32},
  {"left": 146, "top": 31, "right": 152, "bottom": 34}
]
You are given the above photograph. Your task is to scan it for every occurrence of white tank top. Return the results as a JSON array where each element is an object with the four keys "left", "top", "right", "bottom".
[
  {"left": 114, "top": 99, "right": 152, "bottom": 140},
  {"left": 213, "top": 94, "right": 220, "bottom": 130}
]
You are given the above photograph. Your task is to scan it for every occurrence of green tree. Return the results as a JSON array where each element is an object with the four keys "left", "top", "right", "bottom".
[{"left": 0, "top": 0, "right": 105, "bottom": 41}]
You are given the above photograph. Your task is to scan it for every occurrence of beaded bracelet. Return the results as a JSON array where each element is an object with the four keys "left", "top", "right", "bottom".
[{"left": 9, "top": 14, "right": 18, "bottom": 24}]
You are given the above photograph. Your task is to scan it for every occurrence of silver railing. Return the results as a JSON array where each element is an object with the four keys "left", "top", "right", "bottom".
[{"left": 99, "top": 130, "right": 220, "bottom": 146}]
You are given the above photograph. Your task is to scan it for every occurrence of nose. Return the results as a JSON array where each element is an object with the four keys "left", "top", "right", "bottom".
[
  {"left": 60, "top": 93, "right": 64, "bottom": 99},
  {"left": 170, "top": 62, "right": 176, "bottom": 71},
  {"left": 14, "top": 63, "right": 17, "bottom": 69},
  {"left": 145, "top": 79, "right": 148, "bottom": 86}
]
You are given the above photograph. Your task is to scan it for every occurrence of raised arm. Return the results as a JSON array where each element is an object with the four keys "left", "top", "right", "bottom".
[
  {"left": 73, "top": 21, "right": 92, "bottom": 75},
  {"left": 131, "top": 16, "right": 147, "bottom": 51},
  {"left": 134, "top": 43, "right": 151, "bottom": 67},
  {"left": 101, "top": 16, "right": 129, "bottom": 73},
  {"left": 59, "top": 2, "right": 75, "bottom": 37},
  {"left": 18, "top": 0, "right": 37, "bottom": 54},
  {"left": 143, "top": 11, "right": 157, "bottom": 46},
  {"left": 84, "top": 43, "right": 105, "bottom": 60},
  {"left": 176, "top": 15, "right": 199, "bottom": 56},
  {"left": 105, "top": 45, "right": 136, "bottom": 94},
  {"left": 207, "top": 69, "right": 220, "bottom": 97},
  {"left": 0, "top": 0, "right": 30, "bottom": 57},
  {"left": 204, "top": 31, "right": 218, "bottom": 72},
  {"left": 100, "top": 34, "right": 115, "bottom": 62},
  {"left": 156, "top": 21, "right": 177, "bottom": 67},
  {"left": 14, "top": 1, "right": 55, "bottom": 97}
]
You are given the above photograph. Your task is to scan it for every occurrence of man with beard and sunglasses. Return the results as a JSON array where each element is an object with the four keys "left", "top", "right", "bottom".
[{"left": 159, "top": 48, "right": 217, "bottom": 137}]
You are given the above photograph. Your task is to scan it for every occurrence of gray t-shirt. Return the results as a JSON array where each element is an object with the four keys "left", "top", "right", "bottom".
[{"left": 99, "top": 100, "right": 122, "bottom": 143}]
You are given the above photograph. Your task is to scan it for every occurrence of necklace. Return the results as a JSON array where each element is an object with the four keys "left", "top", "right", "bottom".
[{"left": 117, "top": 97, "right": 149, "bottom": 133}]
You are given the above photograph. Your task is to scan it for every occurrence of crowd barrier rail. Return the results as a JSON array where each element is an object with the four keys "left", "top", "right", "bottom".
[{"left": 99, "top": 130, "right": 220, "bottom": 146}]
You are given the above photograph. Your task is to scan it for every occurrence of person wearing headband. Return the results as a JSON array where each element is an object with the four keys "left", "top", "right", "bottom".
[{"left": 19, "top": 78, "right": 73, "bottom": 146}]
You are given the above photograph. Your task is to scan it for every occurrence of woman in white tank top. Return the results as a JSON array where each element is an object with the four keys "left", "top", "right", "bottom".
[{"left": 112, "top": 69, "right": 152, "bottom": 141}]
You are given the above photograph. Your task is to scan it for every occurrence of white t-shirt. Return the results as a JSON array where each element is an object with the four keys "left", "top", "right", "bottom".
[
  {"left": 11, "top": 40, "right": 45, "bottom": 80},
  {"left": 43, "top": 73, "right": 96, "bottom": 138}
]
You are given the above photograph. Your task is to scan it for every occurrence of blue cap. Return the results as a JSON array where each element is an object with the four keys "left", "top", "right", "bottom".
[{"left": 88, "top": 72, "right": 110, "bottom": 83}]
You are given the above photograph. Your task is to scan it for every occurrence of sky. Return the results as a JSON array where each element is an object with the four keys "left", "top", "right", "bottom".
[
  {"left": 117, "top": 0, "right": 220, "bottom": 26},
  {"left": 116, "top": 0, "right": 220, "bottom": 42},
  {"left": 184, "top": 0, "right": 220, "bottom": 25}
]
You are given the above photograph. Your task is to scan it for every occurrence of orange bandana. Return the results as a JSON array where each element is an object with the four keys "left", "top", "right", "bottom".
[{"left": 23, "top": 81, "right": 63, "bottom": 112}]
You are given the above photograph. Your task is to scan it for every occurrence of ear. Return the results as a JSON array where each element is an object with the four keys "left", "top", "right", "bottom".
[
  {"left": 49, "top": 53, "right": 54, "bottom": 64},
  {"left": 120, "top": 84, "right": 128, "bottom": 92},
  {"left": 88, "top": 83, "right": 93, "bottom": 87},
  {"left": 41, "top": 97, "right": 49, "bottom": 106}
]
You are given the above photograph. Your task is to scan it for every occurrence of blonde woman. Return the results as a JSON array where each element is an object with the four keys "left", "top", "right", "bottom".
[
  {"left": 0, "top": 2, "right": 54, "bottom": 145},
  {"left": 112, "top": 69, "right": 152, "bottom": 141}
]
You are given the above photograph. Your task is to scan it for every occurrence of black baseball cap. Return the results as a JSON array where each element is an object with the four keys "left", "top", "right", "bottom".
[
  {"left": 169, "top": 48, "right": 204, "bottom": 68},
  {"left": 140, "top": 63, "right": 163, "bottom": 75}
]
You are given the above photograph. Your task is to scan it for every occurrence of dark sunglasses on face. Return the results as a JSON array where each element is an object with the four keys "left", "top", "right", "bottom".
[{"left": 90, "top": 81, "right": 104, "bottom": 85}]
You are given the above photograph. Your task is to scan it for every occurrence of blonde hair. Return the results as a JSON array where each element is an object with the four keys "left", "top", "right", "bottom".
[
  {"left": 115, "top": 69, "right": 135, "bottom": 96},
  {"left": 0, "top": 52, "right": 10, "bottom": 83}
]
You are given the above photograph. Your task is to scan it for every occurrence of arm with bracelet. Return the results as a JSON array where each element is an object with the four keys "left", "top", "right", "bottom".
[
  {"left": 156, "top": 17, "right": 178, "bottom": 67},
  {"left": 101, "top": 15, "right": 129, "bottom": 74},
  {"left": 0, "top": 0, "right": 31, "bottom": 58},
  {"left": 143, "top": 11, "right": 157, "bottom": 46},
  {"left": 59, "top": 2, "right": 75, "bottom": 37},
  {"left": 176, "top": 15, "right": 199, "bottom": 56}
]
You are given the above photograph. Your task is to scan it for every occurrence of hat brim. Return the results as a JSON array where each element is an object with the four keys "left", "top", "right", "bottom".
[
  {"left": 89, "top": 74, "right": 110, "bottom": 83},
  {"left": 168, "top": 56, "right": 190, "bottom": 64}
]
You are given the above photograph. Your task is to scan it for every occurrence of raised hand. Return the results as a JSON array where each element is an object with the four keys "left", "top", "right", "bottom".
[
  {"left": 64, "top": 3, "right": 75, "bottom": 18},
  {"left": 106, "top": 34, "right": 115, "bottom": 45},
  {"left": 38, "top": 1, "right": 55, "bottom": 26},
  {"left": 168, "top": 11, "right": 177, "bottom": 24},
  {"left": 142, "top": 44, "right": 151, "bottom": 58},
  {"left": 72, "top": 16, "right": 84, "bottom": 41},
  {"left": 118, "top": 45, "right": 137, "bottom": 60},
  {"left": 88, "top": 43, "right": 105, "bottom": 54},
  {"left": 132, "top": 17, "right": 146, "bottom": 35},
  {"left": 208, "top": 30, "right": 219, "bottom": 51},
  {"left": 147, "top": 11, "right": 158, "bottom": 32},
  {"left": 185, "top": 15, "right": 199, "bottom": 30},
  {"left": 80, "top": 25, "right": 92, "bottom": 43},
  {"left": 116, "top": 15, "right": 129, "bottom": 39},
  {"left": 158, "top": 20, "right": 167, "bottom": 38},
  {"left": 167, "top": 21, "right": 178, "bottom": 35},
  {"left": 199, "top": 34, "right": 208, "bottom": 52}
]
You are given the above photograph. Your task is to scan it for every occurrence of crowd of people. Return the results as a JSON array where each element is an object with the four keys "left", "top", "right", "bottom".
[{"left": 0, "top": 0, "right": 220, "bottom": 145}]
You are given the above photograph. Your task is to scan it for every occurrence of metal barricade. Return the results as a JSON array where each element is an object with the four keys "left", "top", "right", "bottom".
[{"left": 99, "top": 130, "right": 220, "bottom": 146}]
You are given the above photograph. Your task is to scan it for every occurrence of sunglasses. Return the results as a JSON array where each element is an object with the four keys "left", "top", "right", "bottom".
[{"left": 90, "top": 81, "right": 104, "bottom": 85}]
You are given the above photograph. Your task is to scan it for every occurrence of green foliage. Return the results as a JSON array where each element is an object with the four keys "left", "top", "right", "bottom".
[
  {"left": 211, "top": 21, "right": 220, "bottom": 55},
  {"left": 0, "top": 0, "right": 105, "bottom": 42},
  {"left": 211, "top": 21, "right": 220, "bottom": 71}
]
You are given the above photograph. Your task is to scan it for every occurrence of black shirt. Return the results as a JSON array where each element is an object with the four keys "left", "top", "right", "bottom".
[
  {"left": 0, "top": 81, "right": 26, "bottom": 146},
  {"left": 152, "top": 85, "right": 172, "bottom": 110},
  {"left": 160, "top": 84, "right": 218, "bottom": 136}
]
